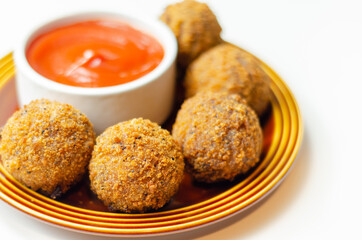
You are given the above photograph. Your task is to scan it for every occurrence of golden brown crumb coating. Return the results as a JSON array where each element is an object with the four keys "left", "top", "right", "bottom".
[
  {"left": 89, "top": 118, "right": 184, "bottom": 213},
  {"left": 160, "top": 0, "right": 222, "bottom": 67},
  {"left": 0, "top": 99, "right": 95, "bottom": 198},
  {"left": 184, "top": 43, "right": 271, "bottom": 115},
  {"left": 172, "top": 92, "right": 262, "bottom": 183}
]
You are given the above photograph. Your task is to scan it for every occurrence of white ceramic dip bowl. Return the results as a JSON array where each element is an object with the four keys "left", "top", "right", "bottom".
[{"left": 14, "top": 12, "right": 177, "bottom": 134}]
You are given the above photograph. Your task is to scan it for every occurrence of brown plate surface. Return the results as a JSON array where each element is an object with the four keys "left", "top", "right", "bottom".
[{"left": 0, "top": 52, "right": 302, "bottom": 236}]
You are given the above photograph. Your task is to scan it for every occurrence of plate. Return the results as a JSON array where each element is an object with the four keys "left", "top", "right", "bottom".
[{"left": 0, "top": 52, "right": 302, "bottom": 237}]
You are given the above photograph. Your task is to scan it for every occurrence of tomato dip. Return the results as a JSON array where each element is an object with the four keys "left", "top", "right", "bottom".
[{"left": 26, "top": 20, "right": 164, "bottom": 88}]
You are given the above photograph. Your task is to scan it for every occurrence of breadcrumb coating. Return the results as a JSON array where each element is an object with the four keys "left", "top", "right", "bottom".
[
  {"left": 160, "top": 0, "right": 222, "bottom": 67},
  {"left": 0, "top": 99, "right": 95, "bottom": 198},
  {"left": 172, "top": 92, "right": 262, "bottom": 183},
  {"left": 184, "top": 43, "right": 271, "bottom": 115},
  {"left": 89, "top": 118, "right": 184, "bottom": 213}
]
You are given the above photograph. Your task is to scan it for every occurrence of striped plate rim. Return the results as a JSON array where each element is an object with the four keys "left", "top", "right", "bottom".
[{"left": 0, "top": 52, "right": 303, "bottom": 236}]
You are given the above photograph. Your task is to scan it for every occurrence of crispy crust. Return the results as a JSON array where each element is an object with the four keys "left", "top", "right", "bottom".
[
  {"left": 172, "top": 92, "right": 262, "bottom": 183},
  {"left": 184, "top": 43, "right": 271, "bottom": 115},
  {"left": 0, "top": 99, "right": 95, "bottom": 198},
  {"left": 89, "top": 118, "right": 184, "bottom": 213},
  {"left": 160, "top": 0, "right": 222, "bottom": 67}
]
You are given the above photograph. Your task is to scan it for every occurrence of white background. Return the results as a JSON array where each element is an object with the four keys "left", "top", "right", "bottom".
[{"left": 1, "top": 0, "right": 362, "bottom": 239}]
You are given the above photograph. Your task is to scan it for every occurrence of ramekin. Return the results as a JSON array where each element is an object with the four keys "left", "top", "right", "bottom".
[{"left": 14, "top": 11, "right": 177, "bottom": 134}]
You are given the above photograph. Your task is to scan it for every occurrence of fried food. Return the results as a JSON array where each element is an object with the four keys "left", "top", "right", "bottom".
[
  {"left": 0, "top": 99, "right": 95, "bottom": 198},
  {"left": 184, "top": 43, "right": 271, "bottom": 115},
  {"left": 172, "top": 92, "right": 262, "bottom": 183},
  {"left": 160, "top": 0, "right": 222, "bottom": 67},
  {"left": 89, "top": 118, "right": 184, "bottom": 213}
]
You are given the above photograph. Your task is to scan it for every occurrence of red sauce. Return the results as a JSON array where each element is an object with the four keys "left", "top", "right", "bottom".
[{"left": 26, "top": 20, "right": 164, "bottom": 88}]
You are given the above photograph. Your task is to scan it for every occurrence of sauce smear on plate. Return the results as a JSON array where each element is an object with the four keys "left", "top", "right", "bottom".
[{"left": 26, "top": 20, "right": 164, "bottom": 88}]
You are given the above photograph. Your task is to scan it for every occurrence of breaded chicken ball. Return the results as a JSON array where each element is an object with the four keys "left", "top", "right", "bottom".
[
  {"left": 172, "top": 92, "right": 262, "bottom": 183},
  {"left": 0, "top": 99, "right": 95, "bottom": 198},
  {"left": 89, "top": 118, "right": 184, "bottom": 213},
  {"left": 160, "top": 0, "right": 222, "bottom": 67},
  {"left": 184, "top": 43, "right": 271, "bottom": 115}
]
